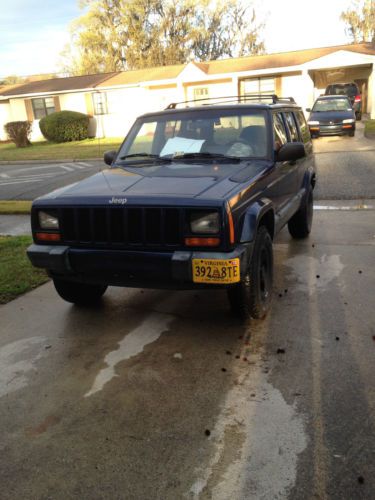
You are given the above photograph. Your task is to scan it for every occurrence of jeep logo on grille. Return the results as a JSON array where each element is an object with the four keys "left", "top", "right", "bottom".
[{"left": 109, "top": 197, "right": 127, "bottom": 205}]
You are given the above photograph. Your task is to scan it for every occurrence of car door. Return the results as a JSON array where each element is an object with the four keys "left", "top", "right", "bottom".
[
  {"left": 268, "top": 111, "right": 299, "bottom": 214},
  {"left": 294, "top": 109, "right": 314, "bottom": 191}
]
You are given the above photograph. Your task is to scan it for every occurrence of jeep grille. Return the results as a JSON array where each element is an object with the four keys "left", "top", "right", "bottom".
[{"left": 59, "top": 207, "right": 182, "bottom": 249}]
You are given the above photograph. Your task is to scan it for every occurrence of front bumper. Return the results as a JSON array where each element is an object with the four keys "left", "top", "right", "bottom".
[
  {"left": 27, "top": 244, "right": 252, "bottom": 290},
  {"left": 309, "top": 123, "right": 355, "bottom": 136}
]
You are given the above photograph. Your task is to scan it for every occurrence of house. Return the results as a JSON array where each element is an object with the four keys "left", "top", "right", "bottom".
[{"left": 1, "top": 42, "right": 374, "bottom": 142}]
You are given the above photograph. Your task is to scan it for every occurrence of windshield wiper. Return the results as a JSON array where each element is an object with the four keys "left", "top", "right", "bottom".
[
  {"left": 172, "top": 152, "right": 242, "bottom": 161},
  {"left": 119, "top": 153, "right": 170, "bottom": 161}
]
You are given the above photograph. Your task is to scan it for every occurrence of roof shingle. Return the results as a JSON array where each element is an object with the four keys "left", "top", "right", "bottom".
[{"left": 0, "top": 72, "right": 118, "bottom": 97}]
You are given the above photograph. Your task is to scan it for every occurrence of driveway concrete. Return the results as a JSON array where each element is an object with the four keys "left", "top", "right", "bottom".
[
  {"left": 313, "top": 120, "right": 374, "bottom": 154},
  {"left": 313, "top": 121, "right": 375, "bottom": 200},
  {"left": 1, "top": 210, "right": 374, "bottom": 499}
]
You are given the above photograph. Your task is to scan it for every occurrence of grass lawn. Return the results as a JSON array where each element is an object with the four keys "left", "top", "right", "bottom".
[
  {"left": 0, "top": 200, "right": 32, "bottom": 214},
  {"left": 364, "top": 119, "right": 375, "bottom": 133},
  {"left": 0, "top": 137, "right": 123, "bottom": 162},
  {"left": 0, "top": 235, "right": 49, "bottom": 304}
]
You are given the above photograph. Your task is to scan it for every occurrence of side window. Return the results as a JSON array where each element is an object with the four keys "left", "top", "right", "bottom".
[
  {"left": 295, "top": 110, "right": 311, "bottom": 143},
  {"left": 273, "top": 113, "right": 288, "bottom": 151},
  {"left": 127, "top": 121, "right": 157, "bottom": 155},
  {"left": 284, "top": 112, "right": 299, "bottom": 142}
]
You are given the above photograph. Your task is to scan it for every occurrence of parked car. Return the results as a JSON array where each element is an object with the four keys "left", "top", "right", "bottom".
[
  {"left": 325, "top": 82, "right": 362, "bottom": 120},
  {"left": 307, "top": 95, "right": 356, "bottom": 138},
  {"left": 27, "top": 95, "right": 316, "bottom": 320}
]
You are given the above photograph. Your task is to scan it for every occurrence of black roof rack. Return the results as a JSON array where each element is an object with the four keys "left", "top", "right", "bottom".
[{"left": 165, "top": 94, "right": 296, "bottom": 109}]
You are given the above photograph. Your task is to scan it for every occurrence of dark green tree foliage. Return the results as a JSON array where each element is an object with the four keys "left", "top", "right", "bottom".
[
  {"left": 61, "top": 0, "right": 265, "bottom": 75},
  {"left": 39, "top": 111, "right": 90, "bottom": 143},
  {"left": 4, "top": 121, "right": 32, "bottom": 147},
  {"left": 341, "top": 0, "right": 375, "bottom": 43}
]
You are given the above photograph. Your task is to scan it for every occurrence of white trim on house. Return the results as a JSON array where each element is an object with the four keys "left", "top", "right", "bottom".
[{"left": 0, "top": 88, "right": 96, "bottom": 101}]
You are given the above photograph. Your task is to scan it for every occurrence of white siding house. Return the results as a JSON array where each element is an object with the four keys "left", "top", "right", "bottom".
[{"left": 1, "top": 43, "right": 374, "bottom": 142}]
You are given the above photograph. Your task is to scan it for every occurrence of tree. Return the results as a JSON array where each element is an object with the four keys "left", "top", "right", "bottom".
[
  {"left": 341, "top": 0, "right": 375, "bottom": 43},
  {"left": 0, "top": 75, "right": 24, "bottom": 85},
  {"left": 61, "top": 0, "right": 265, "bottom": 75},
  {"left": 191, "top": 1, "right": 265, "bottom": 61}
]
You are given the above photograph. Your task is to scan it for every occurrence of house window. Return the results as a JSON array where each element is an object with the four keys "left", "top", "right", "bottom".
[
  {"left": 93, "top": 92, "right": 108, "bottom": 115},
  {"left": 240, "top": 77, "right": 275, "bottom": 97},
  {"left": 193, "top": 87, "right": 209, "bottom": 102},
  {"left": 31, "top": 97, "right": 55, "bottom": 119}
]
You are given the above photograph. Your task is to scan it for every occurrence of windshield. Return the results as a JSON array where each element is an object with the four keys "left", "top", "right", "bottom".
[
  {"left": 118, "top": 109, "right": 268, "bottom": 161},
  {"left": 328, "top": 84, "right": 357, "bottom": 97},
  {"left": 313, "top": 98, "right": 352, "bottom": 112}
]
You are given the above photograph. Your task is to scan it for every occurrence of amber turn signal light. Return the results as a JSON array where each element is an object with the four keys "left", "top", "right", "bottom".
[
  {"left": 185, "top": 237, "right": 220, "bottom": 247},
  {"left": 36, "top": 232, "right": 61, "bottom": 242},
  {"left": 226, "top": 204, "right": 235, "bottom": 244}
]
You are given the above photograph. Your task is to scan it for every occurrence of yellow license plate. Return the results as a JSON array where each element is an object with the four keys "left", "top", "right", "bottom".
[{"left": 192, "top": 258, "right": 240, "bottom": 284}]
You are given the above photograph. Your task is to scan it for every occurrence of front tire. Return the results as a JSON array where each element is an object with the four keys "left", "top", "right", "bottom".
[
  {"left": 227, "top": 226, "right": 273, "bottom": 320},
  {"left": 288, "top": 187, "right": 313, "bottom": 239},
  {"left": 53, "top": 278, "right": 107, "bottom": 305}
]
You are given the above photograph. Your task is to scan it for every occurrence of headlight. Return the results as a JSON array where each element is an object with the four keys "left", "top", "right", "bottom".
[
  {"left": 38, "top": 210, "right": 59, "bottom": 230},
  {"left": 190, "top": 211, "right": 219, "bottom": 234},
  {"left": 343, "top": 118, "right": 355, "bottom": 123},
  {"left": 307, "top": 121, "right": 319, "bottom": 125}
]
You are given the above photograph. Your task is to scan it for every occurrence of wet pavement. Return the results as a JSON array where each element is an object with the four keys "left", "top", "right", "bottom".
[{"left": 1, "top": 210, "right": 374, "bottom": 499}]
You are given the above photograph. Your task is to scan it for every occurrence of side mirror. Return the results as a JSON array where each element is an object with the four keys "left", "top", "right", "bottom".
[
  {"left": 306, "top": 108, "right": 311, "bottom": 112},
  {"left": 104, "top": 150, "right": 117, "bottom": 166},
  {"left": 276, "top": 142, "right": 306, "bottom": 162}
]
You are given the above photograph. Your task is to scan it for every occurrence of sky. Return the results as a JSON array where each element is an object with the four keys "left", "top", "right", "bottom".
[{"left": 0, "top": 0, "right": 356, "bottom": 78}]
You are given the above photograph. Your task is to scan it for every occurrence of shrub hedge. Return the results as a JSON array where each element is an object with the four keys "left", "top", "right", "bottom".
[
  {"left": 4, "top": 121, "right": 32, "bottom": 147},
  {"left": 39, "top": 110, "right": 89, "bottom": 143}
]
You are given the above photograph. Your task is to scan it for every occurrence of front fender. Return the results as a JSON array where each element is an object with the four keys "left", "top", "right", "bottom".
[
  {"left": 302, "top": 163, "right": 316, "bottom": 191},
  {"left": 239, "top": 198, "right": 274, "bottom": 243}
]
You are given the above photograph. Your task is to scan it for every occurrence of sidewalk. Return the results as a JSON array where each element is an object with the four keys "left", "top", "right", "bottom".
[{"left": 0, "top": 215, "right": 30, "bottom": 236}]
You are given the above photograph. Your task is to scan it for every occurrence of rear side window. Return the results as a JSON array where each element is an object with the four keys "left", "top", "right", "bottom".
[
  {"left": 273, "top": 113, "right": 287, "bottom": 151},
  {"left": 295, "top": 111, "right": 310, "bottom": 143},
  {"left": 326, "top": 84, "right": 359, "bottom": 97},
  {"left": 284, "top": 112, "right": 299, "bottom": 142}
]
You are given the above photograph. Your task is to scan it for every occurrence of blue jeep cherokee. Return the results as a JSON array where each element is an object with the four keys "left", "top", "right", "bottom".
[{"left": 27, "top": 95, "right": 316, "bottom": 319}]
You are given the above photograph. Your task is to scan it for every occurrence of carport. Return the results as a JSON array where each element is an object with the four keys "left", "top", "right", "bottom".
[
  {"left": 309, "top": 64, "right": 372, "bottom": 113},
  {"left": 302, "top": 48, "right": 375, "bottom": 117}
]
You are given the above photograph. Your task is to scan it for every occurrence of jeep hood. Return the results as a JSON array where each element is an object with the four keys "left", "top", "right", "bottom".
[{"left": 40, "top": 161, "right": 269, "bottom": 201}]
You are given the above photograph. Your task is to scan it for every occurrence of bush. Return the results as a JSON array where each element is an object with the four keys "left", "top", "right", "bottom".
[
  {"left": 39, "top": 110, "right": 90, "bottom": 143},
  {"left": 4, "top": 121, "right": 32, "bottom": 147}
]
